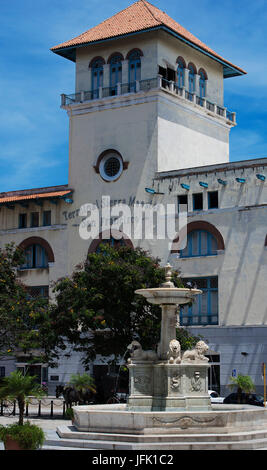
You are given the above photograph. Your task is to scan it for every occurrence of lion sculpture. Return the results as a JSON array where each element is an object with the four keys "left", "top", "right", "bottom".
[
  {"left": 127, "top": 340, "right": 158, "bottom": 363},
  {"left": 182, "top": 340, "right": 209, "bottom": 363},
  {"left": 167, "top": 339, "right": 181, "bottom": 364}
]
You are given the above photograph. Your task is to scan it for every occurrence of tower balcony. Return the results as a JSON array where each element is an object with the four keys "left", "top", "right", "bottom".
[{"left": 61, "top": 76, "right": 236, "bottom": 125}]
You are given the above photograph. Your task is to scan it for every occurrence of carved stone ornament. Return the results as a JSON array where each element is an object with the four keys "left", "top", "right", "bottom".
[
  {"left": 127, "top": 340, "right": 158, "bottom": 363},
  {"left": 167, "top": 339, "right": 181, "bottom": 364},
  {"left": 170, "top": 374, "right": 181, "bottom": 391},
  {"left": 133, "top": 374, "right": 151, "bottom": 394},
  {"left": 191, "top": 371, "right": 202, "bottom": 392},
  {"left": 182, "top": 340, "right": 209, "bottom": 363}
]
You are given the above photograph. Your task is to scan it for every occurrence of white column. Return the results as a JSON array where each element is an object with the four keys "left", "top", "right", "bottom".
[
  {"left": 204, "top": 80, "right": 208, "bottom": 99},
  {"left": 102, "top": 64, "right": 110, "bottom": 89},
  {"left": 116, "top": 83, "right": 121, "bottom": 95},
  {"left": 121, "top": 60, "right": 128, "bottom": 84},
  {"left": 184, "top": 68, "right": 189, "bottom": 91},
  {"left": 158, "top": 304, "right": 177, "bottom": 360}
]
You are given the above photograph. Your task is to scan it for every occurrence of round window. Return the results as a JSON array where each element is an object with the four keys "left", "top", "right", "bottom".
[{"left": 99, "top": 152, "right": 123, "bottom": 182}]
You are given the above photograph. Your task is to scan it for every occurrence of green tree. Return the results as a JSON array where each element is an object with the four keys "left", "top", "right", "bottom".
[
  {"left": 0, "top": 243, "right": 49, "bottom": 362},
  {"left": 44, "top": 245, "right": 200, "bottom": 367},
  {"left": 228, "top": 374, "right": 255, "bottom": 403},
  {"left": 176, "top": 327, "right": 202, "bottom": 352},
  {"left": 0, "top": 371, "right": 44, "bottom": 425},
  {"left": 68, "top": 373, "right": 96, "bottom": 395}
]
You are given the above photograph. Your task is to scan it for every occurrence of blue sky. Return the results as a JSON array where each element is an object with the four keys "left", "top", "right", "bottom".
[{"left": 0, "top": 0, "right": 266, "bottom": 192}]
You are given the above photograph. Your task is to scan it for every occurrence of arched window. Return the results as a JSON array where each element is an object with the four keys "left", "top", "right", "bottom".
[
  {"left": 127, "top": 49, "right": 142, "bottom": 91},
  {"left": 188, "top": 63, "right": 196, "bottom": 93},
  {"left": 199, "top": 69, "right": 207, "bottom": 98},
  {"left": 19, "top": 236, "right": 54, "bottom": 269},
  {"left": 90, "top": 57, "right": 105, "bottom": 99},
  {"left": 171, "top": 221, "right": 224, "bottom": 254},
  {"left": 180, "top": 230, "right": 218, "bottom": 258},
  {"left": 108, "top": 53, "right": 123, "bottom": 95},
  {"left": 176, "top": 57, "right": 185, "bottom": 88},
  {"left": 22, "top": 244, "right": 49, "bottom": 269},
  {"left": 88, "top": 230, "right": 133, "bottom": 253},
  {"left": 95, "top": 237, "right": 126, "bottom": 253}
]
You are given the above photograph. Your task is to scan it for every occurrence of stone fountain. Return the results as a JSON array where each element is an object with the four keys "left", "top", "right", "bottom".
[
  {"left": 127, "top": 263, "right": 210, "bottom": 412},
  {"left": 55, "top": 264, "right": 267, "bottom": 450}
]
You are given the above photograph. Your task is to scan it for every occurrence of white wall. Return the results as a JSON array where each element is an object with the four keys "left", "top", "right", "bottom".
[{"left": 157, "top": 93, "right": 230, "bottom": 171}]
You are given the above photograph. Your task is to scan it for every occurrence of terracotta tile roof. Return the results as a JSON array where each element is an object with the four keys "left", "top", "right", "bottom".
[
  {"left": 0, "top": 186, "right": 72, "bottom": 204},
  {"left": 51, "top": 0, "right": 246, "bottom": 76}
]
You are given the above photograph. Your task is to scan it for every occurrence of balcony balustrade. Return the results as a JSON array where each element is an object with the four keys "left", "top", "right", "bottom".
[{"left": 61, "top": 76, "right": 236, "bottom": 124}]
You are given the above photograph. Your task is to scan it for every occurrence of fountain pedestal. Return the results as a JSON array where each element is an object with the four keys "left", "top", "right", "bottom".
[{"left": 128, "top": 362, "right": 211, "bottom": 411}]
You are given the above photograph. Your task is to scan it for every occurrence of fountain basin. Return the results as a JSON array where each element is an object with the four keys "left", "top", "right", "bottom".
[
  {"left": 54, "top": 404, "right": 267, "bottom": 450},
  {"left": 70, "top": 403, "right": 267, "bottom": 436},
  {"left": 135, "top": 287, "right": 202, "bottom": 305}
]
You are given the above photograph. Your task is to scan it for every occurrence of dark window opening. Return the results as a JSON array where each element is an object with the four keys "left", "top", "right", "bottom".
[
  {"left": 167, "top": 67, "right": 176, "bottom": 81},
  {"left": 158, "top": 66, "right": 176, "bottom": 87},
  {"left": 208, "top": 362, "right": 220, "bottom": 395},
  {"left": 208, "top": 191, "right": 219, "bottom": 209},
  {"left": 19, "top": 213, "right": 27, "bottom": 229},
  {"left": 43, "top": 210, "right": 51, "bottom": 226},
  {"left": 193, "top": 193, "right": 203, "bottom": 210},
  {"left": 30, "top": 212, "right": 39, "bottom": 228},
  {"left": 178, "top": 194, "right": 188, "bottom": 212},
  {"left": 158, "top": 66, "right": 166, "bottom": 79}
]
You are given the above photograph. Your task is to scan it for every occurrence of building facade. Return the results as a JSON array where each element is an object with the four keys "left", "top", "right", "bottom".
[{"left": 0, "top": 1, "right": 266, "bottom": 396}]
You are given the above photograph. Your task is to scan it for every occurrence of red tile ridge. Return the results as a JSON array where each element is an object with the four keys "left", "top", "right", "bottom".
[
  {"left": 51, "top": 0, "right": 246, "bottom": 75},
  {"left": 0, "top": 188, "right": 72, "bottom": 204}
]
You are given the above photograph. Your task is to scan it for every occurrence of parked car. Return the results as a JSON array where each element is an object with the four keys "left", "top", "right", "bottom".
[
  {"left": 223, "top": 392, "right": 264, "bottom": 407},
  {"left": 208, "top": 390, "right": 224, "bottom": 404}
]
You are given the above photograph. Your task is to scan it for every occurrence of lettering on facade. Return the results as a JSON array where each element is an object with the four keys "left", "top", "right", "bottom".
[{"left": 62, "top": 195, "right": 154, "bottom": 222}]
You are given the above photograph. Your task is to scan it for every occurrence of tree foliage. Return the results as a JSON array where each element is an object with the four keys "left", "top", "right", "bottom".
[
  {"left": 45, "top": 245, "right": 200, "bottom": 368},
  {"left": 0, "top": 370, "right": 44, "bottom": 425},
  {"left": 67, "top": 373, "right": 96, "bottom": 394},
  {"left": 0, "top": 243, "right": 48, "bottom": 361},
  {"left": 228, "top": 374, "right": 255, "bottom": 394}
]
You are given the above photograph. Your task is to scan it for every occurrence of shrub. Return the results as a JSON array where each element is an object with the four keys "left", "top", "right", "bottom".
[
  {"left": 65, "top": 407, "right": 74, "bottom": 420},
  {"left": 0, "top": 421, "right": 45, "bottom": 450}
]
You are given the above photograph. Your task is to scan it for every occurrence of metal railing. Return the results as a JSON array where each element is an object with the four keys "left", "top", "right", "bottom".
[
  {"left": 61, "top": 78, "right": 159, "bottom": 106},
  {"left": 180, "top": 314, "right": 218, "bottom": 326},
  {"left": 216, "top": 105, "right": 225, "bottom": 117},
  {"left": 206, "top": 100, "right": 215, "bottom": 112},
  {"left": 1, "top": 398, "right": 67, "bottom": 418},
  {"left": 61, "top": 77, "right": 235, "bottom": 123}
]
